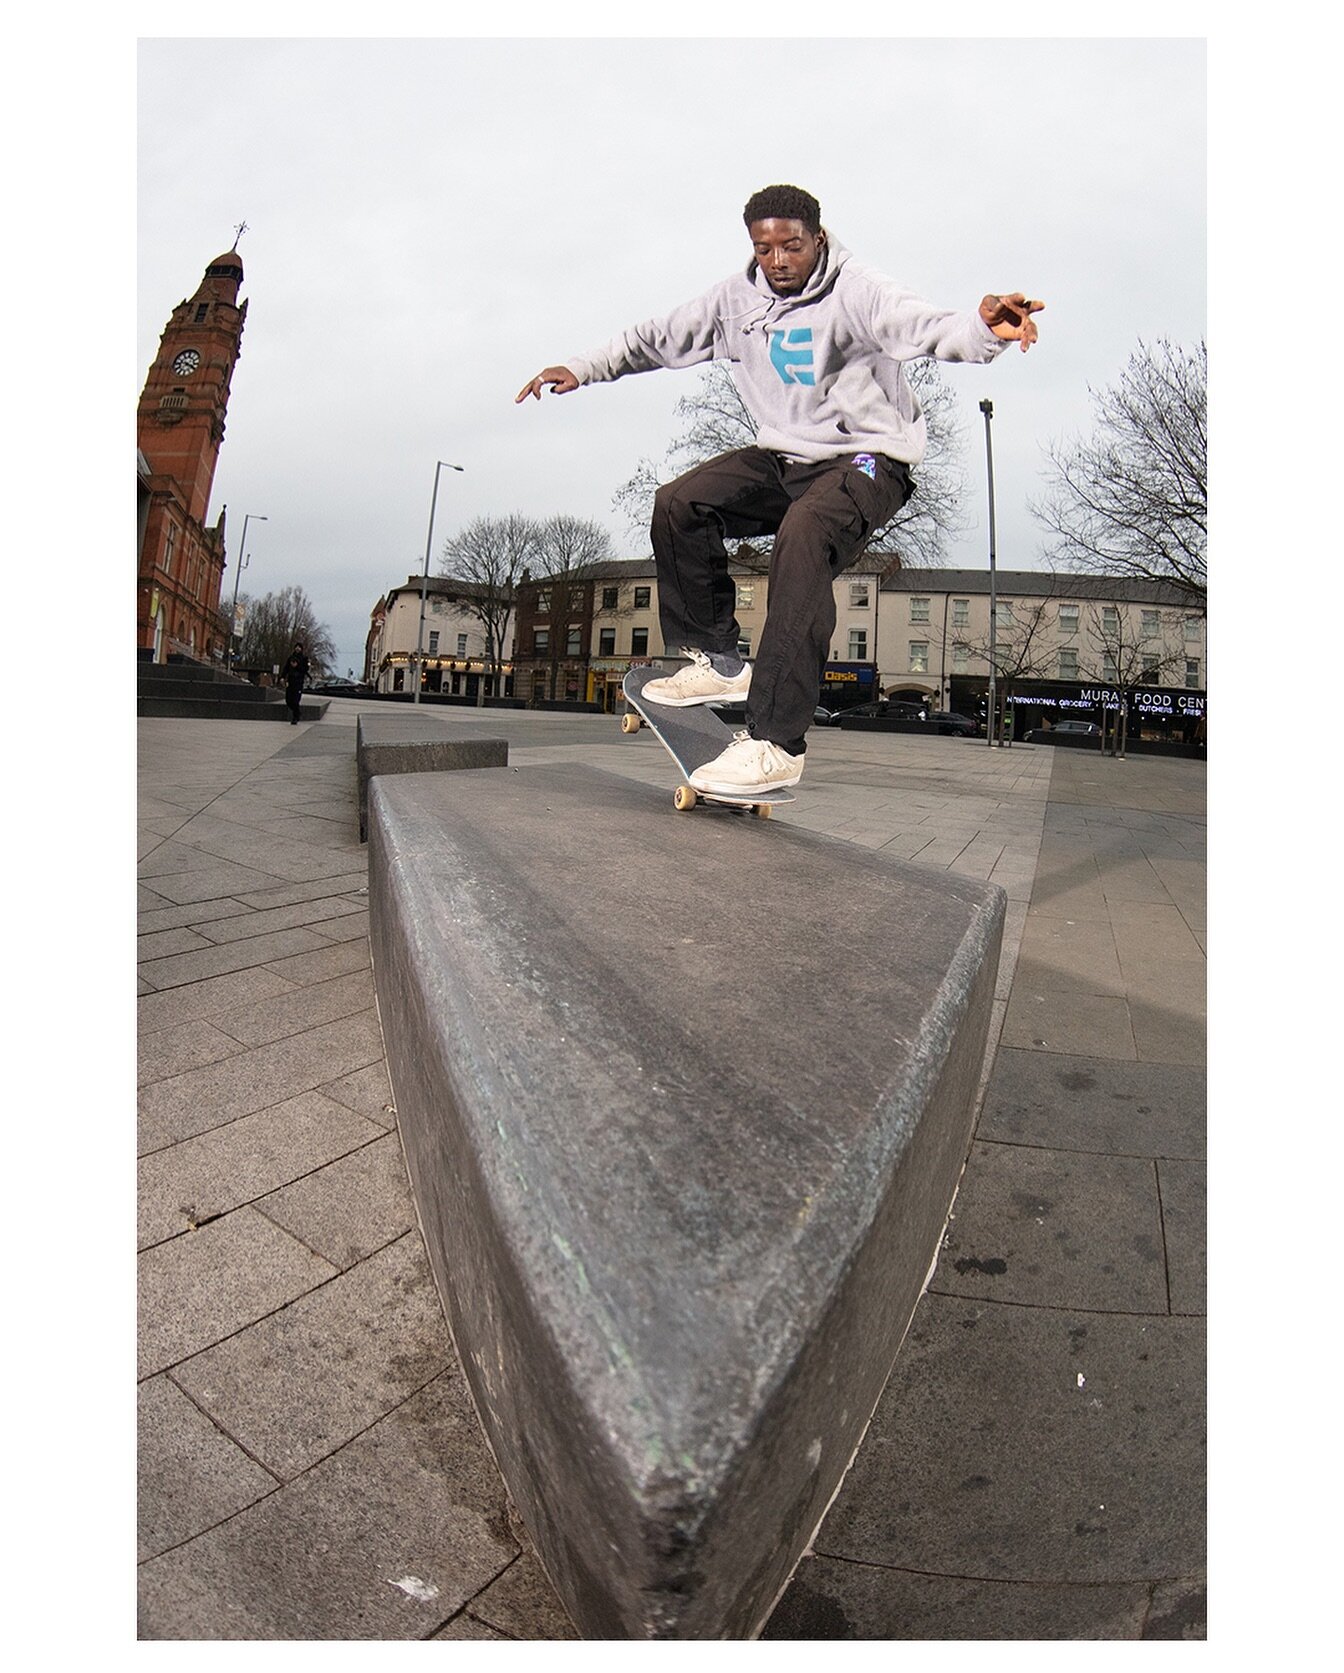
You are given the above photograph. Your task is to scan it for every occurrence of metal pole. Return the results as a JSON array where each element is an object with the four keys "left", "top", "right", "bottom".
[
  {"left": 979, "top": 400, "right": 998, "bottom": 746},
  {"left": 230, "top": 513, "right": 266, "bottom": 672},
  {"left": 414, "top": 461, "right": 464, "bottom": 703}
]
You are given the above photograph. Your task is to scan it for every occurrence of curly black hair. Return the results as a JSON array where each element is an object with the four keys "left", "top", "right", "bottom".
[{"left": 742, "top": 184, "right": 821, "bottom": 234}]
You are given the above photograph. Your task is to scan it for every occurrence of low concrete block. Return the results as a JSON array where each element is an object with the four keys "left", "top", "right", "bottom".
[
  {"left": 356, "top": 715, "right": 508, "bottom": 839},
  {"left": 368, "top": 764, "right": 1004, "bottom": 1639}
]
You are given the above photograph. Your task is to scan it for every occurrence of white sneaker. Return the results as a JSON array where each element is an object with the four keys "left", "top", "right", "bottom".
[
  {"left": 688, "top": 732, "right": 804, "bottom": 795},
  {"left": 641, "top": 649, "right": 751, "bottom": 707}
]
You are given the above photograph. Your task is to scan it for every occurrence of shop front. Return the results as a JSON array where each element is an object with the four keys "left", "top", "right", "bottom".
[
  {"left": 949, "top": 677, "right": 1206, "bottom": 751},
  {"left": 820, "top": 660, "right": 880, "bottom": 711}
]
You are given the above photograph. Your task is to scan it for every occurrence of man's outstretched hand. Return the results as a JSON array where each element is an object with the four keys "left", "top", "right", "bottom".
[
  {"left": 516, "top": 366, "right": 581, "bottom": 402},
  {"left": 980, "top": 294, "right": 1045, "bottom": 351}
]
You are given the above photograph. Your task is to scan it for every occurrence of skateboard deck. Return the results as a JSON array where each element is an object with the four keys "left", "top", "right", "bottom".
[{"left": 620, "top": 665, "right": 794, "bottom": 816}]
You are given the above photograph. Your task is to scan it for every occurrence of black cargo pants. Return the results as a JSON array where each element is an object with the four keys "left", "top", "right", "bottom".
[{"left": 650, "top": 446, "right": 912, "bottom": 752}]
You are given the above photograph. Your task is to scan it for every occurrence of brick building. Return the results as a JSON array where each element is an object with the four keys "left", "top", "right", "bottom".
[{"left": 136, "top": 247, "right": 249, "bottom": 663}]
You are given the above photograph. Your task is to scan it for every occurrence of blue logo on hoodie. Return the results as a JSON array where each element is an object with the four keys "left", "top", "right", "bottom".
[{"left": 769, "top": 327, "right": 815, "bottom": 386}]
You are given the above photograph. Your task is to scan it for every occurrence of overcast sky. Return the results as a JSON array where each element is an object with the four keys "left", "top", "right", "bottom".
[{"left": 137, "top": 35, "right": 1205, "bottom": 677}]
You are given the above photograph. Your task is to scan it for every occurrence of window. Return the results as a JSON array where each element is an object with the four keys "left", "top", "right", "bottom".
[
  {"left": 850, "top": 582, "right": 870, "bottom": 608},
  {"left": 1058, "top": 604, "right": 1079, "bottom": 635},
  {"left": 569, "top": 587, "right": 584, "bottom": 610},
  {"left": 952, "top": 644, "right": 969, "bottom": 673},
  {"left": 536, "top": 588, "right": 551, "bottom": 612},
  {"left": 457, "top": 633, "right": 468, "bottom": 656},
  {"left": 910, "top": 596, "right": 930, "bottom": 623},
  {"left": 737, "top": 583, "right": 756, "bottom": 609},
  {"left": 534, "top": 628, "right": 550, "bottom": 653},
  {"left": 599, "top": 628, "right": 615, "bottom": 655},
  {"left": 631, "top": 628, "right": 649, "bottom": 655},
  {"left": 737, "top": 635, "right": 752, "bottom": 657},
  {"left": 993, "top": 601, "right": 1014, "bottom": 627},
  {"left": 1186, "top": 658, "right": 1201, "bottom": 688},
  {"left": 1058, "top": 646, "right": 1079, "bottom": 679},
  {"left": 1141, "top": 609, "right": 1160, "bottom": 637},
  {"left": 428, "top": 631, "right": 440, "bottom": 654},
  {"left": 1141, "top": 657, "right": 1161, "bottom": 684},
  {"left": 194, "top": 303, "right": 208, "bottom": 322},
  {"left": 566, "top": 625, "right": 582, "bottom": 656},
  {"left": 634, "top": 586, "right": 651, "bottom": 609},
  {"left": 848, "top": 628, "right": 868, "bottom": 660},
  {"left": 1102, "top": 606, "right": 1119, "bottom": 633},
  {"left": 1185, "top": 616, "right": 1202, "bottom": 643},
  {"left": 602, "top": 586, "right": 619, "bottom": 610},
  {"left": 953, "top": 598, "right": 969, "bottom": 627},
  {"left": 1103, "top": 654, "right": 1118, "bottom": 682},
  {"left": 909, "top": 640, "right": 929, "bottom": 673},
  {"left": 163, "top": 522, "right": 178, "bottom": 575}
]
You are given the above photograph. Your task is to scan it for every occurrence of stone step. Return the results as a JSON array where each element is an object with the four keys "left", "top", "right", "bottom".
[
  {"left": 137, "top": 676, "right": 278, "bottom": 704},
  {"left": 367, "top": 762, "right": 1004, "bottom": 1639},
  {"left": 137, "top": 696, "right": 329, "bottom": 720}
]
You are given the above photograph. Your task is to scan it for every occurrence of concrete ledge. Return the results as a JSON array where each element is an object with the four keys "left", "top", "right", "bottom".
[
  {"left": 136, "top": 696, "right": 329, "bottom": 721},
  {"left": 355, "top": 715, "right": 509, "bottom": 840},
  {"left": 368, "top": 764, "right": 1004, "bottom": 1639}
]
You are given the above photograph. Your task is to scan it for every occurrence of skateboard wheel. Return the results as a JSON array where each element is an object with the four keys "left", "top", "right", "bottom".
[
  {"left": 674, "top": 784, "right": 697, "bottom": 811},
  {"left": 752, "top": 803, "right": 773, "bottom": 819},
  {"left": 620, "top": 713, "right": 641, "bottom": 734}
]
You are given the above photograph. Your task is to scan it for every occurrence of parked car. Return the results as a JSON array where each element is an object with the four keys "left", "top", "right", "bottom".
[
  {"left": 840, "top": 699, "right": 925, "bottom": 722},
  {"left": 923, "top": 709, "right": 981, "bottom": 737},
  {"left": 813, "top": 705, "right": 843, "bottom": 726},
  {"left": 1025, "top": 718, "right": 1102, "bottom": 743},
  {"left": 310, "top": 677, "right": 370, "bottom": 697}
]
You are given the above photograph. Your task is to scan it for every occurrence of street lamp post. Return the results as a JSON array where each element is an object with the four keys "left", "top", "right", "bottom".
[
  {"left": 979, "top": 399, "right": 999, "bottom": 747},
  {"left": 413, "top": 461, "right": 465, "bottom": 703},
  {"left": 229, "top": 513, "right": 267, "bottom": 673}
]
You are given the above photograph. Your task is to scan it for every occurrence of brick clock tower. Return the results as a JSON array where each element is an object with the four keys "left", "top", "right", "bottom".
[{"left": 136, "top": 245, "right": 249, "bottom": 663}]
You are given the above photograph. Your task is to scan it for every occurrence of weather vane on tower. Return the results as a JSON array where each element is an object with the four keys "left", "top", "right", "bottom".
[{"left": 231, "top": 221, "right": 249, "bottom": 251}]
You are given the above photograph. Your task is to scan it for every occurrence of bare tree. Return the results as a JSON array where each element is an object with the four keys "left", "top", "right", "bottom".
[
  {"left": 950, "top": 592, "right": 1062, "bottom": 745},
  {"left": 1033, "top": 339, "right": 1207, "bottom": 603},
  {"left": 238, "top": 585, "right": 336, "bottom": 675},
  {"left": 531, "top": 514, "right": 616, "bottom": 701},
  {"left": 613, "top": 358, "right": 969, "bottom": 569},
  {"left": 440, "top": 513, "right": 541, "bottom": 696},
  {"left": 1075, "top": 602, "right": 1193, "bottom": 756},
  {"left": 535, "top": 513, "right": 615, "bottom": 577}
]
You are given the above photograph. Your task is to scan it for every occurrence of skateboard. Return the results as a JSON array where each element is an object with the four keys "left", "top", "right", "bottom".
[{"left": 620, "top": 665, "right": 795, "bottom": 817}]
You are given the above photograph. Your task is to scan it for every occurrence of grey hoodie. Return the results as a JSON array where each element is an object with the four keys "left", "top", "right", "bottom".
[{"left": 563, "top": 235, "right": 1008, "bottom": 467}]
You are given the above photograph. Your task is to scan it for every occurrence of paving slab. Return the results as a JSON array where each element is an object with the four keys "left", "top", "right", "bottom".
[
  {"left": 465, "top": 1551, "right": 582, "bottom": 1641},
  {"left": 138, "top": 1207, "right": 339, "bottom": 1379},
  {"left": 761, "top": 1553, "right": 1153, "bottom": 1639},
  {"left": 137, "top": 1017, "right": 250, "bottom": 1087},
  {"left": 976, "top": 1046, "right": 1205, "bottom": 1158},
  {"left": 137, "top": 1375, "right": 279, "bottom": 1560},
  {"left": 1001, "top": 985, "right": 1137, "bottom": 1059},
  {"left": 171, "top": 1233, "right": 452, "bottom": 1480},
  {"left": 815, "top": 1293, "right": 1205, "bottom": 1586},
  {"left": 935, "top": 1141, "right": 1168, "bottom": 1313},
  {"left": 320, "top": 1058, "right": 397, "bottom": 1129},
  {"left": 137, "top": 1091, "right": 385, "bottom": 1249},
  {"left": 138, "top": 925, "right": 339, "bottom": 992},
  {"left": 137, "top": 1373, "right": 517, "bottom": 1640},
  {"left": 137, "top": 965, "right": 299, "bottom": 1031},
  {"left": 258, "top": 1132, "right": 416, "bottom": 1270},
  {"left": 1157, "top": 1158, "right": 1207, "bottom": 1315},
  {"left": 210, "top": 967, "right": 376, "bottom": 1049},
  {"left": 137, "top": 1010, "right": 384, "bottom": 1152}
]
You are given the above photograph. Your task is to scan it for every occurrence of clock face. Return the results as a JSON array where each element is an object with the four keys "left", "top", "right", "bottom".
[{"left": 171, "top": 349, "right": 201, "bottom": 377}]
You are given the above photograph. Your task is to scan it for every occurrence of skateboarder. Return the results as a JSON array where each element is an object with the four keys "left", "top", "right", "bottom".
[{"left": 516, "top": 183, "right": 1043, "bottom": 797}]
